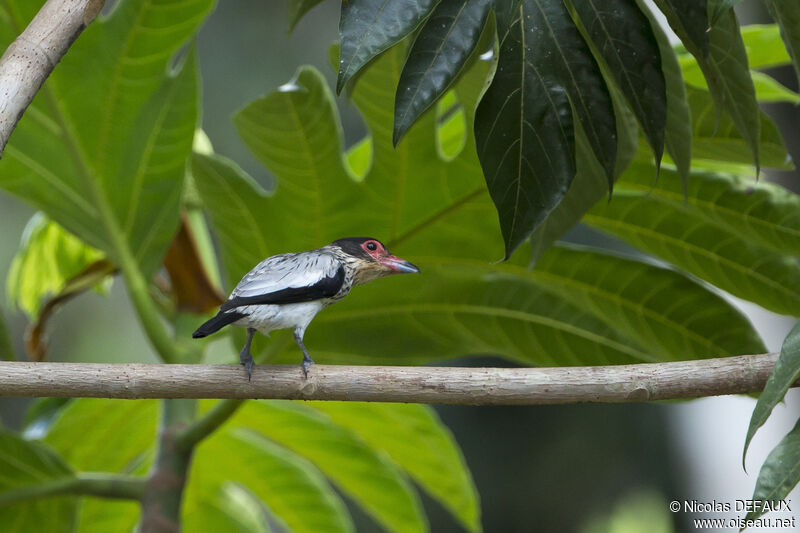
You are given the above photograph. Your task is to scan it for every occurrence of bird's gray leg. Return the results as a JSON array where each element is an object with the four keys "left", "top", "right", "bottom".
[
  {"left": 241, "top": 328, "right": 256, "bottom": 380},
  {"left": 294, "top": 329, "right": 314, "bottom": 378}
]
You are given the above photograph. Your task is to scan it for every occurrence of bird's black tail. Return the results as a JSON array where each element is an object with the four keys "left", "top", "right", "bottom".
[{"left": 192, "top": 311, "right": 246, "bottom": 338}]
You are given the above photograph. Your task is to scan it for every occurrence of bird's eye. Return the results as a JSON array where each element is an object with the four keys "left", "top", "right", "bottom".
[{"left": 366, "top": 241, "right": 377, "bottom": 251}]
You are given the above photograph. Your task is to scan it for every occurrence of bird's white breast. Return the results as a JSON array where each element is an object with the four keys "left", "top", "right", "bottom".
[{"left": 234, "top": 300, "right": 327, "bottom": 335}]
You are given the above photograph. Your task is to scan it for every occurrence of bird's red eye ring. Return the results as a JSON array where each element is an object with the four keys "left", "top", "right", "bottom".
[{"left": 366, "top": 241, "right": 378, "bottom": 251}]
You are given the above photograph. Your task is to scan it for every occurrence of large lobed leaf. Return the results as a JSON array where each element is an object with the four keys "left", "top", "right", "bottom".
[
  {"left": 311, "top": 402, "right": 480, "bottom": 533},
  {"left": 586, "top": 159, "right": 800, "bottom": 317},
  {"left": 0, "top": 0, "right": 211, "bottom": 277},
  {"left": 0, "top": 431, "right": 78, "bottom": 533},
  {"left": 23, "top": 393, "right": 478, "bottom": 533},
  {"left": 301, "top": 252, "right": 763, "bottom": 367},
  {"left": 185, "top": 429, "right": 353, "bottom": 533},
  {"left": 183, "top": 397, "right": 481, "bottom": 532},
  {"left": 226, "top": 401, "right": 427, "bottom": 533},
  {"left": 44, "top": 399, "right": 158, "bottom": 533}
]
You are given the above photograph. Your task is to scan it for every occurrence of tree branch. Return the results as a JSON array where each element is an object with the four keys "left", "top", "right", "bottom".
[
  {"left": 0, "top": 353, "right": 796, "bottom": 404},
  {"left": 141, "top": 399, "right": 195, "bottom": 533},
  {"left": 0, "top": 473, "right": 144, "bottom": 507},
  {"left": 0, "top": 0, "right": 104, "bottom": 155}
]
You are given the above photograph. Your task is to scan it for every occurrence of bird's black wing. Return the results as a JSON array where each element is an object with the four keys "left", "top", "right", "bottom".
[{"left": 220, "top": 265, "right": 345, "bottom": 311}]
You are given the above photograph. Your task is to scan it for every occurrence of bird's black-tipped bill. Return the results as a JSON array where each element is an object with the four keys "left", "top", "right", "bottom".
[{"left": 380, "top": 255, "right": 420, "bottom": 274}]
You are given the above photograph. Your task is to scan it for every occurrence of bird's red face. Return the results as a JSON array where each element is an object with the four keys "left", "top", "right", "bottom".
[
  {"left": 331, "top": 237, "right": 420, "bottom": 283},
  {"left": 359, "top": 239, "right": 420, "bottom": 274}
]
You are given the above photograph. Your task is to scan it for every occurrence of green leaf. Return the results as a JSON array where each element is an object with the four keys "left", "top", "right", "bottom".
[
  {"left": 688, "top": 8, "right": 761, "bottom": 171},
  {"left": 475, "top": 0, "right": 616, "bottom": 258},
  {"left": 436, "top": 91, "right": 467, "bottom": 161},
  {"left": 626, "top": 160, "right": 800, "bottom": 257},
  {"left": 42, "top": 399, "right": 156, "bottom": 533},
  {"left": 744, "top": 320, "right": 800, "bottom": 465},
  {"left": 741, "top": 24, "right": 793, "bottom": 69},
  {"left": 0, "top": 308, "right": 13, "bottom": 361},
  {"left": 74, "top": 500, "right": 143, "bottom": 533},
  {"left": 0, "top": 431, "right": 78, "bottom": 533},
  {"left": 685, "top": 86, "right": 790, "bottom": 169},
  {"left": 747, "top": 71, "right": 800, "bottom": 103},
  {"left": 570, "top": 0, "right": 665, "bottom": 165},
  {"left": 227, "top": 401, "right": 427, "bottom": 533},
  {"left": 6, "top": 214, "right": 106, "bottom": 319},
  {"left": 679, "top": 55, "right": 800, "bottom": 104},
  {"left": 190, "top": 153, "right": 273, "bottom": 289},
  {"left": 393, "top": 0, "right": 491, "bottom": 145},
  {"left": 586, "top": 161, "right": 800, "bottom": 316},
  {"left": 651, "top": 0, "right": 709, "bottom": 58},
  {"left": 745, "top": 418, "right": 800, "bottom": 522},
  {"left": 310, "top": 402, "right": 480, "bottom": 532},
  {"left": 529, "top": 91, "right": 639, "bottom": 264},
  {"left": 708, "top": 0, "right": 742, "bottom": 27},
  {"left": 44, "top": 399, "right": 157, "bottom": 472},
  {"left": 531, "top": 245, "right": 764, "bottom": 359},
  {"left": 0, "top": 0, "right": 210, "bottom": 277},
  {"left": 337, "top": 0, "right": 439, "bottom": 93},
  {"left": 22, "top": 398, "right": 69, "bottom": 434},
  {"left": 199, "top": 482, "right": 271, "bottom": 533},
  {"left": 765, "top": 0, "right": 800, "bottom": 89},
  {"left": 287, "top": 0, "right": 325, "bottom": 32},
  {"left": 184, "top": 428, "right": 353, "bottom": 533},
  {"left": 641, "top": 0, "right": 691, "bottom": 188},
  {"left": 305, "top": 261, "right": 649, "bottom": 365}
]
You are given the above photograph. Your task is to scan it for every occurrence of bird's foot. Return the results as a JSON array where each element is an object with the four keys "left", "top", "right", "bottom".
[
  {"left": 240, "top": 352, "right": 254, "bottom": 381},
  {"left": 301, "top": 354, "right": 314, "bottom": 379}
]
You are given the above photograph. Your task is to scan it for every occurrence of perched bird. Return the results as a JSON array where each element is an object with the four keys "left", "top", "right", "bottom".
[{"left": 192, "top": 237, "right": 419, "bottom": 378}]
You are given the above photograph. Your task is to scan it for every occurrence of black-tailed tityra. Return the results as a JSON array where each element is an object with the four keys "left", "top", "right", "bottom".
[{"left": 192, "top": 237, "right": 419, "bottom": 378}]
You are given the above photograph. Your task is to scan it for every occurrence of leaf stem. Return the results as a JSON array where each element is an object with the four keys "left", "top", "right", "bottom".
[
  {"left": 175, "top": 399, "right": 243, "bottom": 453},
  {"left": 0, "top": 473, "right": 145, "bottom": 507},
  {"left": 38, "top": 72, "right": 184, "bottom": 365},
  {"left": 175, "top": 331, "right": 293, "bottom": 452}
]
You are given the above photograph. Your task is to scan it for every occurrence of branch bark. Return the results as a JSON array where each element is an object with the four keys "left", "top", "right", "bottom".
[
  {"left": 0, "top": 353, "right": 795, "bottom": 404},
  {"left": 140, "top": 399, "right": 195, "bottom": 533},
  {"left": 0, "top": 0, "right": 104, "bottom": 155}
]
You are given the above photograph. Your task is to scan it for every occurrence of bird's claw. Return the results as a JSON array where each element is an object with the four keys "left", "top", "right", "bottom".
[
  {"left": 241, "top": 353, "right": 254, "bottom": 381},
  {"left": 301, "top": 357, "right": 314, "bottom": 379}
]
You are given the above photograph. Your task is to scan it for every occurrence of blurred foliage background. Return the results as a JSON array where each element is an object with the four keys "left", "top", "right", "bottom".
[{"left": 0, "top": 0, "right": 799, "bottom": 531}]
